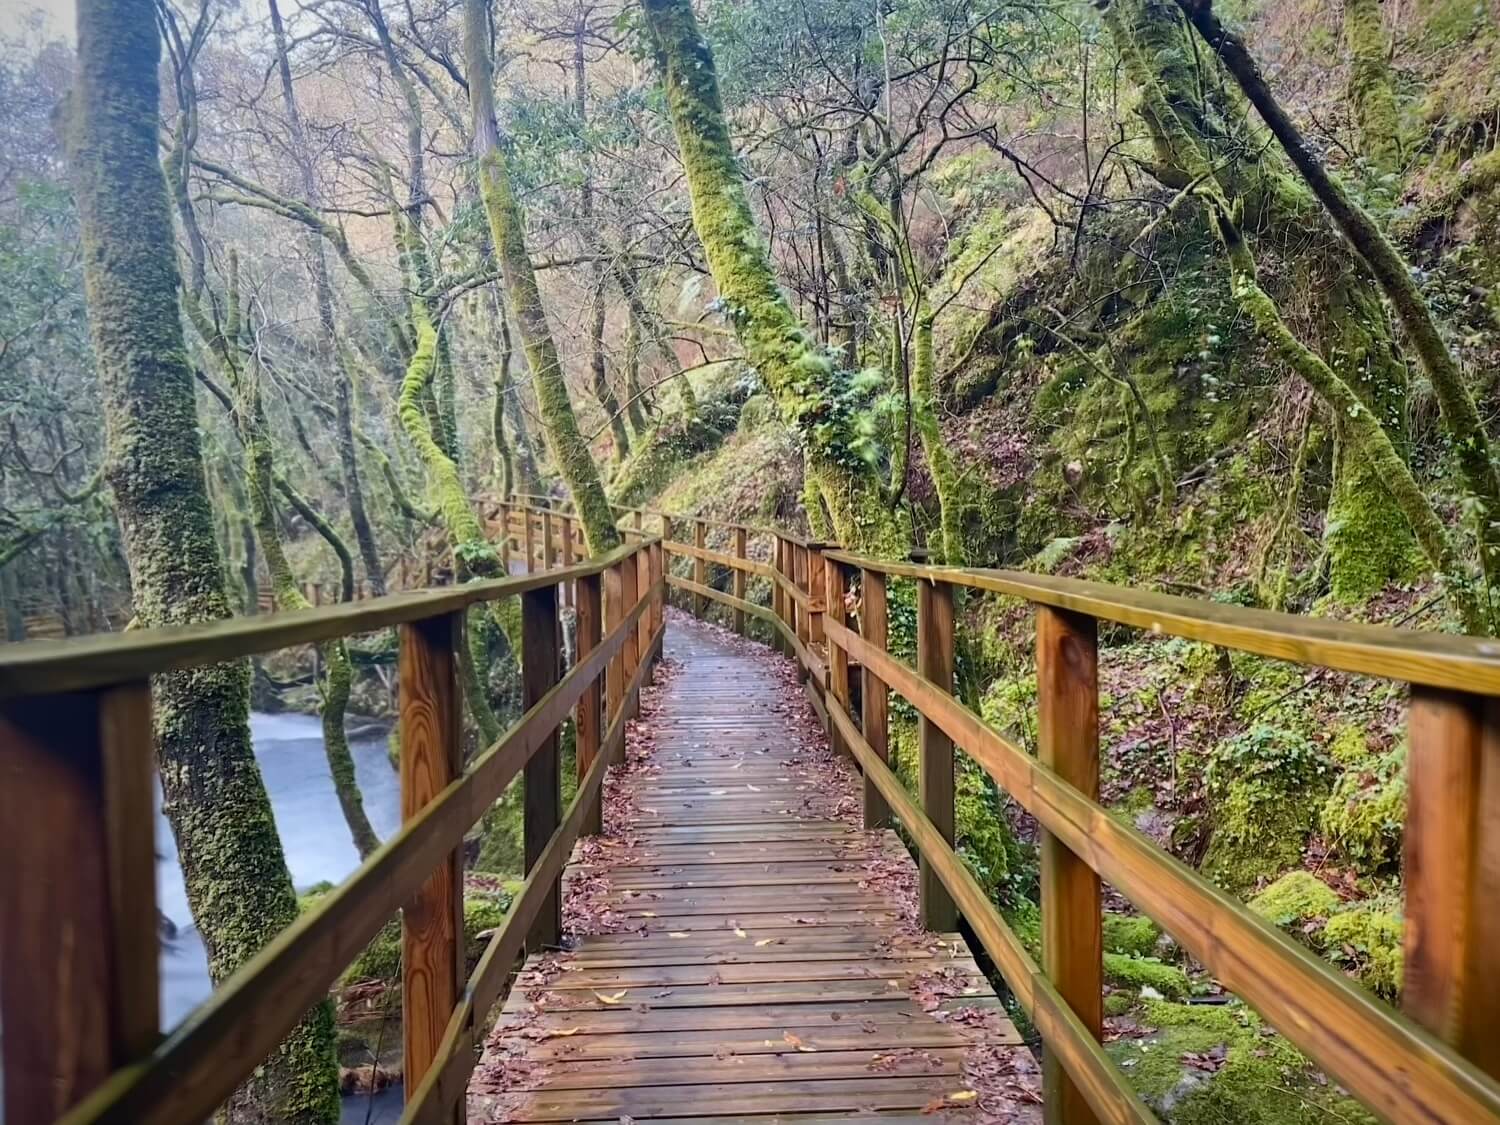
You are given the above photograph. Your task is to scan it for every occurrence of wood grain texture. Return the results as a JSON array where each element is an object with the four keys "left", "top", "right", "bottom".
[
  {"left": 825, "top": 556, "right": 850, "bottom": 761},
  {"left": 472, "top": 616, "right": 1023, "bottom": 1125},
  {"left": 826, "top": 615, "right": 1500, "bottom": 1125},
  {"left": 1, "top": 691, "right": 114, "bottom": 1122},
  {"left": 576, "top": 573, "right": 604, "bottom": 837},
  {"left": 523, "top": 585, "right": 562, "bottom": 951},
  {"left": 560, "top": 516, "right": 574, "bottom": 606},
  {"left": 733, "top": 526, "right": 748, "bottom": 634},
  {"left": 860, "top": 568, "right": 891, "bottom": 831},
  {"left": 917, "top": 579, "right": 956, "bottom": 932},
  {"left": 1036, "top": 607, "right": 1102, "bottom": 1125},
  {"left": 1405, "top": 688, "right": 1500, "bottom": 1080},
  {"left": 605, "top": 562, "right": 626, "bottom": 731},
  {"left": 401, "top": 613, "right": 465, "bottom": 1108},
  {"left": 694, "top": 518, "right": 708, "bottom": 616}
]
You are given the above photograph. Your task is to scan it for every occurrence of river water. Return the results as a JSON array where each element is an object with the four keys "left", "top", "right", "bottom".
[{"left": 156, "top": 711, "right": 406, "bottom": 1123}]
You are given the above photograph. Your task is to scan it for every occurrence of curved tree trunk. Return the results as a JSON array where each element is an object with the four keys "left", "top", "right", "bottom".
[
  {"left": 640, "top": 0, "right": 905, "bottom": 554},
  {"left": 463, "top": 0, "right": 620, "bottom": 553},
  {"left": 68, "top": 4, "right": 339, "bottom": 1119}
]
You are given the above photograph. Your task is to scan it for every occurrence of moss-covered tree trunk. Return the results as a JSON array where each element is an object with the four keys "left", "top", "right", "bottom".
[
  {"left": 640, "top": 0, "right": 905, "bottom": 554},
  {"left": 67, "top": 4, "right": 339, "bottom": 1120},
  {"left": 463, "top": 0, "right": 619, "bottom": 553},
  {"left": 1107, "top": 0, "right": 1417, "bottom": 603},
  {"left": 1344, "top": 0, "right": 1403, "bottom": 173}
]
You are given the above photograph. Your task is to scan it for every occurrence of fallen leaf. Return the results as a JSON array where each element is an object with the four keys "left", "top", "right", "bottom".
[
  {"left": 595, "top": 990, "right": 628, "bottom": 1004},
  {"left": 948, "top": 1090, "right": 978, "bottom": 1103},
  {"left": 734, "top": 926, "right": 748, "bottom": 938},
  {"left": 641, "top": 911, "right": 657, "bottom": 917},
  {"left": 783, "top": 1031, "right": 817, "bottom": 1052},
  {"left": 668, "top": 931, "right": 689, "bottom": 938},
  {"left": 754, "top": 937, "right": 778, "bottom": 947},
  {"left": 710, "top": 789, "right": 727, "bottom": 796},
  {"left": 547, "top": 1027, "right": 582, "bottom": 1038},
  {"left": 747, "top": 784, "right": 761, "bottom": 791}
]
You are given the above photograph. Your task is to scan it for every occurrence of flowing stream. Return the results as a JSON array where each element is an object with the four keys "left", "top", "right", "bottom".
[{"left": 156, "top": 711, "right": 405, "bottom": 1123}]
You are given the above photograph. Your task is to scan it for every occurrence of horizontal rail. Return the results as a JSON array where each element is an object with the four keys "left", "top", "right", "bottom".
[
  {"left": 826, "top": 616, "right": 1500, "bottom": 1124},
  {"left": 664, "top": 539, "right": 774, "bottom": 578},
  {"left": 0, "top": 539, "right": 647, "bottom": 699},
  {"left": 824, "top": 551, "right": 1500, "bottom": 693},
  {"left": 54, "top": 565, "right": 657, "bottom": 1125},
  {"left": 825, "top": 697, "right": 1155, "bottom": 1125},
  {"left": 666, "top": 575, "right": 774, "bottom": 623}
]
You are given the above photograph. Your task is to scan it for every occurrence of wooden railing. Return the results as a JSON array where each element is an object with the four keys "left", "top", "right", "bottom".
[
  {"left": 580, "top": 494, "right": 1500, "bottom": 1125},
  {"left": 0, "top": 505, "right": 664, "bottom": 1125}
]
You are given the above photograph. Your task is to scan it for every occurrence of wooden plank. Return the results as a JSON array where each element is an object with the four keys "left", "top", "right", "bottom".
[
  {"left": 560, "top": 515, "right": 574, "bottom": 606},
  {"left": 860, "top": 568, "right": 890, "bottom": 831},
  {"left": 524, "top": 504, "right": 536, "bottom": 574},
  {"left": 543, "top": 510, "right": 556, "bottom": 574},
  {"left": 825, "top": 556, "right": 850, "bottom": 761},
  {"left": 577, "top": 573, "right": 604, "bottom": 837},
  {"left": 806, "top": 546, "right": 825, "bottom": 646},
  {"left": 622, "top": 551, "right": 640, "bottom": 716},
  {"left": 1405, "top": 688, "right": 1500, "bottom": 1080},
  {"left": 400, "top": 613, "right": 465, "bottom": 1117},
  {"left": 1036, "top": 606, "right": 1102, "bottom": 1125},
  {"left": 917, "top": 579, "right": 956, "bottom": 932},
  {"left": 605, "top": 562, "right": 625, "bottom": 730},
  {"left": 733, "top": 526, "right": 748, "bottom": 634},
  {"left": 828, "top": 615, "right": 1500, "bottom": 1125},
  {"left": 523, "top": 585, "right": 562, "bottom": 951}
]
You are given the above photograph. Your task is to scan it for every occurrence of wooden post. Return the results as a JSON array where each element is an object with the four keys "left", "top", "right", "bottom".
[
  {"left": 825, "top": 556, "right": 850, "bottom": 756},
  {"left": 662, "top": 516, "right": 676, "bottom": 614},
  {"left": 917, "top": 579, "right": 956, "bottom": 932},
  {"left": 522, "top": 585, "right": 561, "bottom": 950},
  {"left": 732, "top": 526, "right": 748, "bottom": 635},
  {"left": 399, "top": 614, "right": 465, "bottom": 1110},
  {"left": 605, "top": 562, "right": 626, "bottom": 733},
  {"left": 694, "top": 518, "right": 708, "bottom": 616},
  {"left": 648, "top": 539, "right": 664, "bottom": 663},
  {"left": 1404, "top": 688, "right": 1500, "bottom": 1080},
  {"left": 576, "top": 573, "right": 604, "bottom": 836},
  {"left": 523, "top": 505, "right": 536, "bottom": 574},
  {"left": 807, "top": 545, "right": 826, "bottom": 648},
  {"left": 771, "top": 535, "right": 787, "bottom": 654},
  {"left": 634, "top": 509, "right": 643, "bottom": 539},
  {"left": 542, "top": 510, "right": 555, "bottom": 573},
  {"left": 560, "top": 515, "right": 574, "bottom": 607},
  {"left": 1036, "top": 605, "right": 1103, "bottom": 1125},
  {"left": 621, "top": 550, "right": 640, "bottom": 719},
  {"left": 860, "top": 568, "right": 891, "bottom": 831},
  {"left": 0, "top": 682, "right": 158, "bottom": 1122},
  {"left": 794, "top": 545, "right": 810, "bottom": 663}
]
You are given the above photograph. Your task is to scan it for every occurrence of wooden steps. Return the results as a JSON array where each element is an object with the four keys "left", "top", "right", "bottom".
[{"left": 470, "top": 613, "right": 1033, "bottom": 1123}]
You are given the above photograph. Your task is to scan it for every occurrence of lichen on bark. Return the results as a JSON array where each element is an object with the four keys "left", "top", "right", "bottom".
[{"left": 67, "top": 2, "right": 338, "bottom": 1117}]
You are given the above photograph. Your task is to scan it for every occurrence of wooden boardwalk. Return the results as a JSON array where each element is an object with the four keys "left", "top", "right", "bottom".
[{"left": 471, "top": 612, "right": 1037, "bottom": 1123}]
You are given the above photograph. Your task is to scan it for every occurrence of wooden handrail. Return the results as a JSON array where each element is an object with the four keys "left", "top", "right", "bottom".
[
  {"left": 645, "top": 506, "right": 1500, "bottom": 1125},
  {"left": 1, "top": 512, "right": 664, "bottom": 1125}
]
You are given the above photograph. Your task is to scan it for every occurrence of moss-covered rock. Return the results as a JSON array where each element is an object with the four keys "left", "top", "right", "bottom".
[
  {"left": 1103, "top": 912, "right": 1163, "bottom": 957},
  {"left": 1111, "top": 999, "right": 1377, "bottom": 1124},
  {"left": 1323, "top": 906, "right": 1403, "bottom": 1000},
  {"left": 1104, "top": 953, "right": 1190, "bottom": 999},
  {"left": 1248, "top": 871, "right": 1339, "bottom": 928},
  {"left": 1319, "top": 746, "right": 1406, "bottom": 875}
]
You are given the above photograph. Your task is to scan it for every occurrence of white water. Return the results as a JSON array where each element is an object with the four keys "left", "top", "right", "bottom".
[{"left": 157, "top": 711, "right": 402, "bottom": 1027}]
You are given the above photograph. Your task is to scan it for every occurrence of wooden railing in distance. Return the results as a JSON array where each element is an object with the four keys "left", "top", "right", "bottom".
[
  {"left": 586, "top": 494, "right": 1500, "bottom": 1125},
  {"left": 0, "top": 514, "right": 664, "bottom": 1125}
]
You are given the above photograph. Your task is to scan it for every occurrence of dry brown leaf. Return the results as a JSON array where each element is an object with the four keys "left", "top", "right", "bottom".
[
  {"left": 595, "top": 990, "right": 628, "bottom": 1004},
  {"left": 783, "top": 1031, "right": 817, "bottom": 1052},
  {"left": 734, "top": 925, "right": 748, "bottom": 938},
  {"left": 947, "top": 1090, "right": 978, "bottom": 1103},
  {"left": 754, "top": 937, "right": 778, "bottom": 947},
  {"left": 547, "top": 1027, "right": 582, "bottom": 1038}
]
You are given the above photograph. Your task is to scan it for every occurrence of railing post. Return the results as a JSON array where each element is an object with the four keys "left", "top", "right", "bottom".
[
  {"left": 605, "top": 561, "right": 626, "bottom": 734},
  {"left": 860, "top": 568, "right": 890, "bottom": 830},
  {"left": 621, "top": 549, "right": 641, "bottom": 718},
  {"left": 694, "top": 518, "right": 708, "bottom": 617},
  {"left": 825, "top": 556, "right": 850, "bottom": 756},
  {"left": 542, "top": 509, "right": 555, "bottom": 573},
  {"left": 522, "top": 584, "right": 561, "bottom": 950},
  {"left": 648, "top": 538, "right": 664, "bottom": 666},
  {"left": 523, "top": 505, "right": 536, "bottom": 575},
  {"left": 633, "top": 509, "right": 643, "bottom": 540},
  {"left": 733, "top": 526, "right": 747, "bottom": 635},
  {"left": 0, "top": 681, "right": 158, "bottom": 1122},
  {"left": 1036, "top": 605, "right": 1103, "bottom": 1125},
  {"left": 1403, "top": 688, "right": 1500, "bottom": 1079},
  {"left": 771, "top": 535, "right": 787, "bottom": 654},
  {"left": 807, "top": 544, "right": 826, "bottom": 649},
  {"left": 794, "top": 545, "right": 810, "bottom": 669},
  {"left": 917, "top": 578, "right": 956, "bottom": 932},
  {"left": 576, "top": 573, "right": 604, "bottom": 836},
  {"left": 560, "top": 514, "right": 574, "bottom": 607},
  {"left": 399, "top": 613, "right": 464, "bottom": 1106}
]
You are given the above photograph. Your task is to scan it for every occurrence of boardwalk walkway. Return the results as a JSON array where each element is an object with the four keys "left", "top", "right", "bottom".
[{"left": 470, "top": 612, "right": 1038, "bottom": 1123}]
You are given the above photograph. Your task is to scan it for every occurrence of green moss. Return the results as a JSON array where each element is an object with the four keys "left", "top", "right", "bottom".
[
  {"left": 1319, "top": 746, "right": 1406, "bottom": 874},
  {"left": 1248, "top": 871, "right": 1339, "bottom": 927},
  {"left": 1110, "top": 999, "right": 1377, "bottom": 1124},
  {"left": 1104, "top": 953, "right": 1190, "bottom": 999},
  {"left": 1323, "top": 907, "right": 1403, "bottom": 1000},
  {"left": 1103, "top": 990, "right": 1136, "bottom": 1017},
  {"left": 1103, "top": 912, "right": 1163, "bottom": 957}
]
